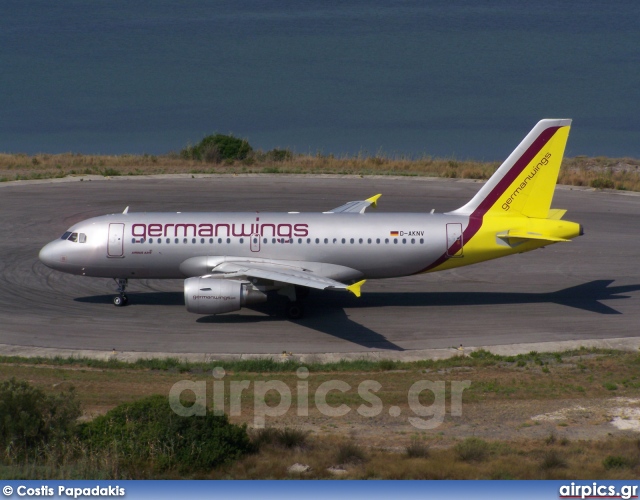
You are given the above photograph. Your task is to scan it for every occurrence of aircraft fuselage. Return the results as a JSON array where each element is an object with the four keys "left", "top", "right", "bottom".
[{"left": 40, "top": 212, "right": 476, "bottom": 280}]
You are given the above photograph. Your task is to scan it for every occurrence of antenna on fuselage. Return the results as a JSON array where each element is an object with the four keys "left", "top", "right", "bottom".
[{"left": 122, "top": 206, "right": 129, "bottom": 214}]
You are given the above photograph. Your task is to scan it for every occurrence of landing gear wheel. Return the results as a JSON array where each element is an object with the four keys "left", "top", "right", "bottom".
[
  {"left": 112, "top": 278, "right": 129, "bottom": 307},
  {"left": 286, "top": 302, "right": 304, "bottom": 319}
]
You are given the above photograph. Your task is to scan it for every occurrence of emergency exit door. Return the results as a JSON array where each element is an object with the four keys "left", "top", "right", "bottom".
[
  {"left": 107, "top": 223, "right": 125, "bottom": 257},
  {"left": 446, "top": 223, "right": 463, "bottom": 257}
]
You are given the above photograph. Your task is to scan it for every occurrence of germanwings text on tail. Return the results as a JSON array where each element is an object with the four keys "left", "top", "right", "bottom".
[{"left": 39, "top": 119, "right": 583, "bottom": 319}]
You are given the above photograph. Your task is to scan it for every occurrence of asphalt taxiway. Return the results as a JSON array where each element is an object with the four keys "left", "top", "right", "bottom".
[{"left": 1, "top": 175, "right": 639, "bottom": 360}]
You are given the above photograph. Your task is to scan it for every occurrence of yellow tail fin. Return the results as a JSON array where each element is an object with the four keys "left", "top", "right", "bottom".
[{"left": 452, "top": 119, "right": 571, "bottom": 219}]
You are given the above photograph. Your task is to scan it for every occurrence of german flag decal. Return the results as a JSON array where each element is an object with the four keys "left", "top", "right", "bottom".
[{"left": 390, "top": 231, "right": 399, "bottom": 237}]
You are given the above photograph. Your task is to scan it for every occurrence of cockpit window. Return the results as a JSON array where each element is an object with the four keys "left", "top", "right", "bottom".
[{"left": 61, "top": 231, "right": 87, "bottom": 243}]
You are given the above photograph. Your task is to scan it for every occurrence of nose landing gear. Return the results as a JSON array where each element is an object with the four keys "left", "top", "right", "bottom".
[{"left": 113, "top": 278, "right": 129, "bottom": 307}]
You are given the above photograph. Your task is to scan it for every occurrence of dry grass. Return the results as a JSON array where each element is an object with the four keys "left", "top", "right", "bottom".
[
  {"left": 1, "top": 151, "right": 639, "bottom": 191},
  {"left": 2, "top": 350, "right": 640, "bottom": 479},
  {"left": 204, "top": 435, "right": 640, "bottom": 479},
  {"left": 5, "top": 435, "right": 637, "bottom": 480},
  {"left": 2, "top": 350, "right": 640, "bottom": 423},
  {"left": 560, "top": 156, "right": 640, "bottom": 191}
]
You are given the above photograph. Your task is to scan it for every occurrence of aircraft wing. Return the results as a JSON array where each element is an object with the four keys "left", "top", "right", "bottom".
[
  {"left": 209, "top": 261, "right": 366, "bottom": 297},
  {"left": 326, "top": 194, "right": 381, "bottom": 214}
]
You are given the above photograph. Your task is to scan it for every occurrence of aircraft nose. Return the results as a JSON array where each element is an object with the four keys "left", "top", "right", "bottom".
[{"left": 39, "top": 241, "right": 60, "bottom": 269}]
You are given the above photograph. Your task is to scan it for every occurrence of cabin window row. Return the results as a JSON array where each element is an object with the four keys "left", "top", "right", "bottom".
[{"left": 132, "top": 237, "right": 426, "bottom": 245}]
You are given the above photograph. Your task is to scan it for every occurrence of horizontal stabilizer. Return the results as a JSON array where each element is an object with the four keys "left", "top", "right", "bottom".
[
  {"left": 547, "top": 209, "right": 567, "bottom": 220},
  {"left": 498, "top": 230, "right": 570, "bottom": 243}
]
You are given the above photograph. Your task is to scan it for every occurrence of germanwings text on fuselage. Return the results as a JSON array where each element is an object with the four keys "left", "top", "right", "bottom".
[{"left": 131, "top": 220, "right": 310, "bottom": 239}]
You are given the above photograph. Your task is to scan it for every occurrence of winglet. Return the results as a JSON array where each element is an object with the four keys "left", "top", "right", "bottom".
[
  {"left": 346, "top": 279, "right": 366, "bottom": 297},
  {"left": 366, "top": 194, "right": 382, "bottom": 208}
]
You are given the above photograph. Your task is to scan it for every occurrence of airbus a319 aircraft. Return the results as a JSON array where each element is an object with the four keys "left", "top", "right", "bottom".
[{"left": 39, "top": 119, "right": 582, "bottom": 319}]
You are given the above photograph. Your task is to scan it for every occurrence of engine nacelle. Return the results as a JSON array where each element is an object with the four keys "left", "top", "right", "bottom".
[{"left": 184, "top": 277, "right": 267, "bottom": 315}]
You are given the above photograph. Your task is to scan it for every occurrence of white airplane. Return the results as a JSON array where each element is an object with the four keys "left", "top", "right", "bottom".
[{"left": 39, "top": 119, "right": 582, "bottom": 318}]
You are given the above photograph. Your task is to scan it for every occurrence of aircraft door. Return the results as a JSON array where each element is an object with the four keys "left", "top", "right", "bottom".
[
  {"left": 107, "top": 223, "right": 125, "bottom": 257},
  {"left": 446, "top": 223, "right": 463, "bottom": 257},
  {"left": 250, "top": 233, "right": 261, "bottom": 252}
]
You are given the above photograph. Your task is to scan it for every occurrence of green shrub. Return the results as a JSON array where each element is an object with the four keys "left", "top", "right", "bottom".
[
  {"left": 540, "top": 449, "right": 567, "bottom": 469},
  {"left": 266, "top": 148, "right": 293, "bottom": 162},
  {"left": 100, "top": 168, "right": 121, "bottom": 177},
  {"left": 81, "top": 395, "right": 253, "bottom": 471},
  {"left": 406, "top": 439, "right": 430, "bottom": 458},
  {"left": 603, "top": 455, "right": 634, "bottom": 469},
  {"left": 336, "top": 442, "right": 367, "bottom": 464},
  {"left": 251, "top": 427, "right": 309, "bottom": 450},
  {"left": 378, "top": 359, "right": 399, "bottom": 371},
  {"left": 455, "top": 437, "right": 489, "bottom": 462},
  {"left": 182, "top": 134, "right": 252, "bottom": 163},
  {"left": 250, "top": 427, "right": 280, "bottom": 449},
  {"left": 590, "top": 177, "right": 614, "bottom": 189},
  {"left": 0, "top": 378, "right": 81, "bottom": 461},
  {"left": 277, "top": 427, "right": 309, "bottom": 449}
]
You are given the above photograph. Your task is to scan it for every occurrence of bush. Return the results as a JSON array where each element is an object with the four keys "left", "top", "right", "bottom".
[
  {"left": 455, "top": 437, "right": 489, "bottom": 462},
  {"left": 266, "top": 148, "right": 293, "bottom": 162},
  {"left": 251, "top": 427, "right": 280, "bottom": 449},
  {"left": 251, "top": 427, "right": 309, "bottom": 450},
  {"left": 278, "top": 427, "right": 309, "bottom": 449},
  {"left": 182, "top": 134, "right": 252, "bottom": 163},
  {"left": 336, "top": 442, "right": 367, "bottom": 465},
  {"left": 406, "top": 439, "right": 430, "bottom": 458},
  {"left": 0, "top": 378, "right": 81, "bottom": 461},
  {"left": 603, "top": 455, "right": 634, "bottom": 470},
  {"left": 100, "top": 168, "right": 121, "bottom": 177},
  {"left": 82, "top": 395, "right": 253, "bottom": 471},
  {"left": 540, "top": 450, "right": 567, "bottom": 470},
  {"left": 590, "top": 177, "right": 614, "bottom": 189},
  {"left": 377, "top": 359, "right": 399, "bottom": 371}
]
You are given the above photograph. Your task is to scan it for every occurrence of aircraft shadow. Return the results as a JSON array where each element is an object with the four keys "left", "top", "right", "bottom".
[
  {"left": 198, "top": 297, "right": 406, "bottom": 351},
  {"left": 74, "top": 291, "right": 405, "bottom": 350},
  {"left": 336, "top": 280, "right": 640, "bottom": 316},
  {"left": 74, "top": 280, "right": 638, "bottom": 351}
]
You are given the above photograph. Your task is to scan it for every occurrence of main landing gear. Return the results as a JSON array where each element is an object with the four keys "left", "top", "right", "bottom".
[
  {"left": 284, "top": 285, "right": 310, "bottom": 319},
  {"left": 286, "top": 301, "right": 304, "bottom": 320},
  {"left": 113, "top": 278, "right": 129, "bottom": 307}
]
